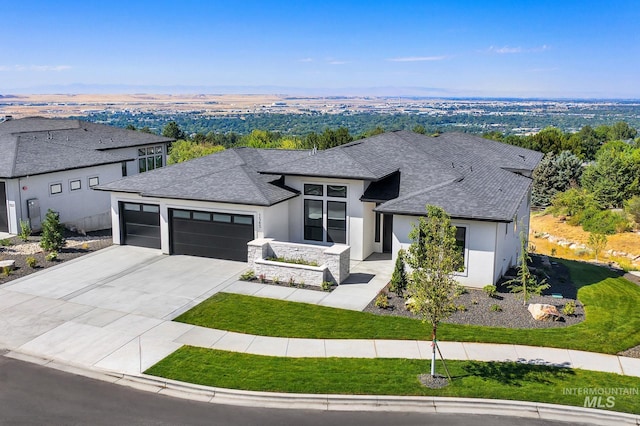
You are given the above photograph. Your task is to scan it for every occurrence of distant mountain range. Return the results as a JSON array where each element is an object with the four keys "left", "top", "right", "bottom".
[{"left": 3, "top": 84, "right": 638, "bottom": 100}]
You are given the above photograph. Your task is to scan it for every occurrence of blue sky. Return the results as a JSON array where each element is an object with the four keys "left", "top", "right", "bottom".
[{"left": 1, "top": 0, "right": 639, "bottom": 98}]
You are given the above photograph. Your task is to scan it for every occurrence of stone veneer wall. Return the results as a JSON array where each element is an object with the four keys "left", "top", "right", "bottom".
[{"left": 247, "top": 238, "right": 350, "bottom": 286}]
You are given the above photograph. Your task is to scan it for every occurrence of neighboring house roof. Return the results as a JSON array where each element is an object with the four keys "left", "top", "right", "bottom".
[
  {"left": 99, "top": 130, "right": 543, "bottom": 222},
  {"left": 96, "top": 148, "right": 310, "bottom": 206},
  {"left": 0, "top": 117, "right": 174, "bottom": 178}
]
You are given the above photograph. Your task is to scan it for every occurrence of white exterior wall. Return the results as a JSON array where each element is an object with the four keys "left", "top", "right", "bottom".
[
  {"left": 392, "top": 215, "right": 499, "bottom": 288},
  {"left": 109, "top": 192, "right": 275, "bottom": 254},
  {"left": 261, "top": 200, "right": 290, "bottom": 242},
  {"left": 284, "top": 176, "right": 369, "bottom": 260},
  {"left": 493, "top": 190, "right": 532, "bottom": 281},
  {"left": 7, "top": 163, "right": 123, "bottom": 233},
  {"left": 362, "top": 201, "right": 377, "bottom": 258}
]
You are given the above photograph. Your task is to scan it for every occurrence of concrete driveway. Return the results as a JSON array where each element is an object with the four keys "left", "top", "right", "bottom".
[{"left": 0, "top": 245, "right": 247, "bottom": 373}]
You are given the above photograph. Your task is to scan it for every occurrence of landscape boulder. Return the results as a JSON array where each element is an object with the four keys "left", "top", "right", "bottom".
[{"left": 527, "top": 303, "right": 560, "bottom": 321}]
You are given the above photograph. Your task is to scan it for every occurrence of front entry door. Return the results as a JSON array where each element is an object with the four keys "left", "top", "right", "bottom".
[
  {"left": 382, "top": 214, "right": 393, "bottom": 253},
  {"left": 0, "top": 182, "right": 8, "bottom": 233}
]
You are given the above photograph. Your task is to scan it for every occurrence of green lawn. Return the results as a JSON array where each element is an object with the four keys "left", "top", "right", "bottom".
[
  {"left": 146, "top": 346, "right": 640, "bottom": 414},
  {"left": 174, "top": 259, "right": 640, "bottom": 354}
]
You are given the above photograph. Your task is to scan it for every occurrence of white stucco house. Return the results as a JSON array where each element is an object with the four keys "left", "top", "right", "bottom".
[
  {"left": 97, "top": 131, "right": 542, "bottom": 288},
  {"left": 0, "top": 117, "right": 173, "bottom": 234}
]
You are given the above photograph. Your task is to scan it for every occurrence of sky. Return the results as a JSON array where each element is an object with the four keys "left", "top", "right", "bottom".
[{"left": 1, "top": 0, "right": 639, "bottom": 98}]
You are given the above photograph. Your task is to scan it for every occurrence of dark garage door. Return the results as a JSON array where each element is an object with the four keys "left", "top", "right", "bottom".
[
  {"left": 120, "top": 202, "right": 161, "bottom": 249},
  {"left": 170, "top": 209, "right": 254, "bottom": 261}
]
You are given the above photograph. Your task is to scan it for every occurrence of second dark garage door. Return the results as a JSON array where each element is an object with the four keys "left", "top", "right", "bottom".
[{"left": 170, "top": 209, "right": 254, "bottom": 261}]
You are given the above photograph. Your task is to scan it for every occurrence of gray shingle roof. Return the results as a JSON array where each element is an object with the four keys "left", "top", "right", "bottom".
[
  {"left": 0, "top": 117, "right": 173, "bottom": 178},
  {"left": 367, "top": 131, "right": 543, "bottom": 221},
  {"left": 97, "top": 148, "right": 309, "bottom": 206},
  {"left": 98, "top": 130, "right": 542, "bottom": 221}
]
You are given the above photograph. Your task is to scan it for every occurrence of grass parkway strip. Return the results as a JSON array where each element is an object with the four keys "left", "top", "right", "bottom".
[
  {"left": 145, "top": 347, "right": 640, "bottom": 415},
  {"left": 174, "top": 259, "right": 640, "bottom": 355}
]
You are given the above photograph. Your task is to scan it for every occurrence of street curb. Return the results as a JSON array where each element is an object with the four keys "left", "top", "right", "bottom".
[{"left": 5, "top": 350, "right": 639, "bottom": 425}]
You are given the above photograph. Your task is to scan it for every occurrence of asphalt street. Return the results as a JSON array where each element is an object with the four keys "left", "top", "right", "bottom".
[{"left": 0, "top": 356, "right": 583, "bottom": 426}]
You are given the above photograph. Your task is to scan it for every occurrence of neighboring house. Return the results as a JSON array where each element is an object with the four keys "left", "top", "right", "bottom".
[
  {"left": 0, "top": 117, "right": 173, "bottom": 234},
  {"left": 97, "top": 131, "right": 543, "bottom": 288}
]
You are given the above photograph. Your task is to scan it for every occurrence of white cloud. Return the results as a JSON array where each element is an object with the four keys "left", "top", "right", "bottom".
[
  {"left": 486, "top": 45, "right": 549, "bottom": 54},
  {"left": 298, "top": 58, "right": 313, "bottom": 63},
  {"left": 388, "top": 56, "right": 446, "bottom": 62},
  {"left": 0, "top": 65, "right": 71, "bottom": 72}
]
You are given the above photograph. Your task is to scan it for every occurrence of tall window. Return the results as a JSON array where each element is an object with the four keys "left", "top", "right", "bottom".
[
  {"left": 304, "top": 199, "right": 323, "bottom": 241},
  {"left": 455, "top": 226, "right": 466, "bottom": 271},
  {"left": 138, "top": 145, "right": 164, "bottom": 173},
  {"left": 303, "top": 184, "right": 347, "bottom": 244}
]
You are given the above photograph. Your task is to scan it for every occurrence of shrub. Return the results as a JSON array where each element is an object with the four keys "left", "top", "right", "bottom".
[
  {"left": 81, "top": 242, "right": 89, "bottom": 250},
  {"left": 490, "top": 304, "right": 502, "bottom": 312},
  {"left": 457, "top": 304, "right": 467, "bottom": 312},
  {"left": 321, "top": 281, "right": 332, "bottom": 291},
  {"left": 2, "top": 266, "right": 11, "bottom": 276},
  {"left": 288, "top": 277, "right": 295, "bottom": 287},
  {"left": 239, "top": 270, "right": 255, "bottom": 281},
  {"left": 0, "top": 238, "right": 12, "bottom": 247},
  {"left": 581, "top": 209, "right": 630, "bottom": 235},
  {"left": 375, "top": 292, "right": 389, "bottom": 309},
  {"left": 550, "top": 248, "right": 557, "bottom": 256},
  {"left": 389, "top": 249, "right": 408, "bottom": 297},
  {"left": 471, "top": 299, "right": 478, "bottom": 305},
  {"left": 453, "top": 284, "right": 467, "bottom": 297},
  {"left": 266, "top": 256, "right": 319, "bottom": 267},
  {"left": 25, "top": 256, "right": 38, "bottom": 268},
  {"left": 45, "top": 251, "right": 58, "bottom": 261},
  {"left": 19, "top": 219, "right": 32, "bottom": 242},
  {"left": 562, "top": 300, "right": 576, "bottom": 316},
  {"left": 625, "top": 195, "right": 640, "bottom": 225},
  {"left": 40, "top": 209, "right": 66, "bottom": 252},
  {"left": 258, "top": 274, "right": 266, "bottom": 283},
  {"left": 273, "top": 277, "right": 281, "bottom": 285},
  {"left": 483, "top": 284, "right": 497, "bottom": 298}
]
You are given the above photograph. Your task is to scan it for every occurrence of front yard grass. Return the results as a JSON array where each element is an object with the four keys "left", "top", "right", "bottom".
[
  {"left": 174, "top": 259, "right": 640, "bottom": 354},
  {"left": 146, "top": 346, "right": 640, "bottom": 414}
]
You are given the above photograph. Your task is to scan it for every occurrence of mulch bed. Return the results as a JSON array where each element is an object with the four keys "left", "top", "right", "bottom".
[
  {"left": 0, "top": 230, "right": 112, "bottom": 286},
  {"left": 364, "top": 255, "right": 585, "bottom": 330}
]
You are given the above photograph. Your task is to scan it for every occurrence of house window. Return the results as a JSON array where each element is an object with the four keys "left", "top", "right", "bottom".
[
  {"left": 69, "top": 180, "right": 81, "bottom": 191},
  {"left": 327, "top": 185, "right": 347, "bottom": 198},
  {"left": 374, "top": 212, "right": 381, "bottom": 243},
  {"left": 455, "top": 226, "right": 466, "bottom": 271},
  {"left": 88, "top": 176, "right": 99, "bottom": 187},
  {"left": 304, "top": 199, "right": 323, "bottom": 241},
  {"left": 303, "top": 183, "right": 348, "bottom": 244},
  {"left": 327, "top": 201, "right": 346, "bottom": 243},
  {"left": 50, "top": 183, "right": 62, "bottom": 195},
  {"left": 122, "top": 162, "right": 128, "bottom": 177},
  {"left": 304, "top": 184, "right": 323, "bottom": 196},
  {"left": 138, "top": 145, "right": 164, "bottom": 173}
]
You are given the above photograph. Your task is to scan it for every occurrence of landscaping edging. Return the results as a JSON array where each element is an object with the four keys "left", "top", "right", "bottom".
[{"left": 5, "top": 351, "right": 638, "bottom": 426}]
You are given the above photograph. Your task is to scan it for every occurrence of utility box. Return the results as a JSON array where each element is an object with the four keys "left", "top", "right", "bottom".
[{"left": 27, "top": 199, "right": 42, "bottom": 232}]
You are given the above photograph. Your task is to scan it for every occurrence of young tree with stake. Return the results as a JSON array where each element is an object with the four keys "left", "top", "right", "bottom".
[{"left": 405, "top": 205, "right": 462, "bottom": 378}]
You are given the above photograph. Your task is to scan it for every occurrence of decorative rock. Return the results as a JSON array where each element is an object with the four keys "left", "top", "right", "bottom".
[
  {"left": 527, "top": 303, "right": 560, "bottom": 321},
  {"left": 0, "top": 259, "right": 15, "bottom": 270}
]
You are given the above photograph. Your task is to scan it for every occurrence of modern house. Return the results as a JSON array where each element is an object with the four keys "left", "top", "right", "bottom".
[
  {"left": 0, "top": 117, "right": 173, "bottom": 234},
  {"left": 97, "top": 131, "right": 542, "bottom": 288}
]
